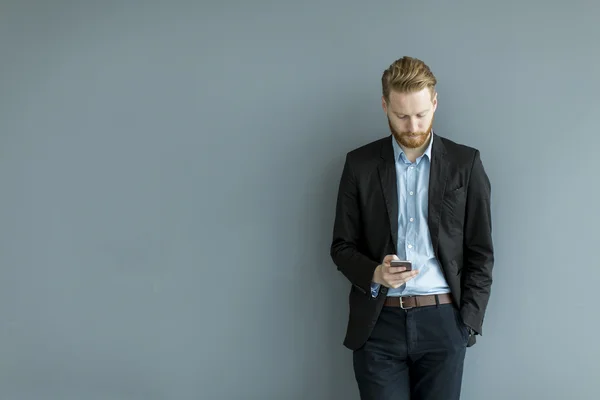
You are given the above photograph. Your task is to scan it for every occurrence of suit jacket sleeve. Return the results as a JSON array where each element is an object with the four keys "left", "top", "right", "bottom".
[
  {"left": 330, "top": 154, "right": 380, "bottom": 294},
  {"left": 461, "top": 150, "right": 494, "bottom": 334}
]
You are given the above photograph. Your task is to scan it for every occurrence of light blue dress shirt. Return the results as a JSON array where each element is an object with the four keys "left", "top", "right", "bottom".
[{"left": 371, "top": 134, "right": 451, "bottom": 297}]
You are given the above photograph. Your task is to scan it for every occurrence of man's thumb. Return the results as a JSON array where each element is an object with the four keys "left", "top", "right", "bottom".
[{"left": 383, "top": 254, "right": 399, "bottom": 263}]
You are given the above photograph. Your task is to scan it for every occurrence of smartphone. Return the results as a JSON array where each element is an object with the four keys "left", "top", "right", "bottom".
[{"left": 390, "top": 260, "right": 412, "bottom": 271}]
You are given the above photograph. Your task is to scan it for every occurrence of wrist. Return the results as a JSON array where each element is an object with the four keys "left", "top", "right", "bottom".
[{"left": 372, "top": 264, "right": 383, "bottom": 285}]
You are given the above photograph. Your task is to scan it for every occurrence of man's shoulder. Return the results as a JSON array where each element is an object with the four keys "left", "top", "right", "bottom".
[
  {"left": 437, "top": 134, "right": 481, "bottom": 164},
  {"left": 341, "top": 133, "right": 484, "bottom": 166},
  {"left": 345, "top": 135, "right": 390, "bottom": 162},
  {"left": 437, "top": 134, "right": 479, "bottom": 155}
]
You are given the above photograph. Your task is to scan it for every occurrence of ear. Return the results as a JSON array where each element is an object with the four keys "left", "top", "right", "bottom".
[
  {"left": 381, "top": 96, "right": 388, "bottom": 113},
  {"left": 431, "top": 91, "right": 438, "bottom": 112}
]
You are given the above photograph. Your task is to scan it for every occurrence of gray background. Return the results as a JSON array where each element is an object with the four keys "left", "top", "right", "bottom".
[{"left": 1, "top": 1, "right": 598, "bottom": 399}]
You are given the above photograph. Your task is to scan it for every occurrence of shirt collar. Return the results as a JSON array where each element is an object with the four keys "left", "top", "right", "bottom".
[{"left": 392, "top": 132, "right": 434, "bottom": 164}]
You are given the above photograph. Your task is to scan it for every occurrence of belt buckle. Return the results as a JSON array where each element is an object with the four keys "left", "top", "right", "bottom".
[{"left": 399, "top": 296, "right": 413, "bottom": 310}]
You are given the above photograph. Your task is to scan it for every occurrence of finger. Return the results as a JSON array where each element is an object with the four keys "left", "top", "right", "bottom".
[
  {"left": 382, "top": 254, "right": 398, "bottom": 265},
  {"left": 386, "top": 266, "right": 407, "bottom": 274},
  {"left": 386, "top": 268, "right": 417, "bottom": 276},
  {"left": 387, "top": 271, "right": 419, "bottom": 285}
]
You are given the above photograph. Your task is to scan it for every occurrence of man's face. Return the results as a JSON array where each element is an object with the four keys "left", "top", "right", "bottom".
[{"left": 382, "top": 88, "right": 437, "bottom": 149}]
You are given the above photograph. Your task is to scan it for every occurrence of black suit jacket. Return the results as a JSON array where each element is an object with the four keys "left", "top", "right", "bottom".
[{"left": 330, "top": 133, "right": 494, "bottom": 350}]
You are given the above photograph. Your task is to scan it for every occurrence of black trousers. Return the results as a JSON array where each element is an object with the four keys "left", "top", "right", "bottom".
[{"left": 353, "top": 302, "right": 469, "bottom": 400}]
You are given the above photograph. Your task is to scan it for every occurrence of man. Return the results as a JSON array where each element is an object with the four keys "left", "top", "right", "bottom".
[{"left": 330, "top": 56, "right": 494, "bottom": 400}]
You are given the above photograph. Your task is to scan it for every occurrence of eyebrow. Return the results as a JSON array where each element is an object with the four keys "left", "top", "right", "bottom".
[{"left": 395, "top": 109, "right": 430, "bottom": 116}]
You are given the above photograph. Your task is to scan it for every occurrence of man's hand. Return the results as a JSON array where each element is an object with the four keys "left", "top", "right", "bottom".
[{"left": 373, "top": 255, "right": 419, "bottom": 289}]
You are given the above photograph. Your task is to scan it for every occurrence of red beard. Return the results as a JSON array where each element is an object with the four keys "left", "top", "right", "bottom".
[{"left": 388, "top": 116, "right": 434, "bottom": 149}]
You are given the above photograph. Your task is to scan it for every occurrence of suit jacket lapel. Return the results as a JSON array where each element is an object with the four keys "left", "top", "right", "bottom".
[
  {"left": 378, "top": 137, "right": 398, "bottom": 251},
  {"left": 428, "top": 133, "right": 448, "bottom": 257}
]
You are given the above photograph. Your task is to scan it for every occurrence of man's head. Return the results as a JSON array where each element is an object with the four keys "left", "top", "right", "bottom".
[{"left": 381, "top": 56, "right": 438, "bottom": 150}]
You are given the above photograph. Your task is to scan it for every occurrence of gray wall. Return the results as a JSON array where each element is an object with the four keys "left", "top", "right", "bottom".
[{"left": 1, "top": 1, "right": 598, "bottom": 399}]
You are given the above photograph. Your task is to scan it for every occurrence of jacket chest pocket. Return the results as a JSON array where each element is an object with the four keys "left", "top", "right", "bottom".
[{"left": 441, "top": 186, "right": 466, "bottom": 235}]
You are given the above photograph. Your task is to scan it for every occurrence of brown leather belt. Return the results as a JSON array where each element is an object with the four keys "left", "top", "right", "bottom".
[{"left": 384, "top": 293, "right": 453, "bottom": 309}]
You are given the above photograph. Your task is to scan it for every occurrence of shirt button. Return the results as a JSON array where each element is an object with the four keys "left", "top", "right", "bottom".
[
  {"left": 410, "top": 191, "right": 414, "bottom": 195},
  {"left": 410, "top": 218, "right": 414, "bottom": 222},
  {"left": 408, "top": 244, "right": 413, "bottom": 249}
]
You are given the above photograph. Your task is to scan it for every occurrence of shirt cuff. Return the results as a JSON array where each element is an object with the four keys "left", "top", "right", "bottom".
[{"left": 370, "top": 282, "right": 381, "bottom": 298}]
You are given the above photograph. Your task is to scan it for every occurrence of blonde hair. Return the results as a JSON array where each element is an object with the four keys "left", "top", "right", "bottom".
[{"left": 381, "top": 56, "right": 437, "bottom": 101}]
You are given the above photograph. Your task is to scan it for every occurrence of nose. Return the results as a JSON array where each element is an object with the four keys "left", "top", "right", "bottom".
[{"left": 408, "top": 118, "right": 419, "bottom": 133}]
